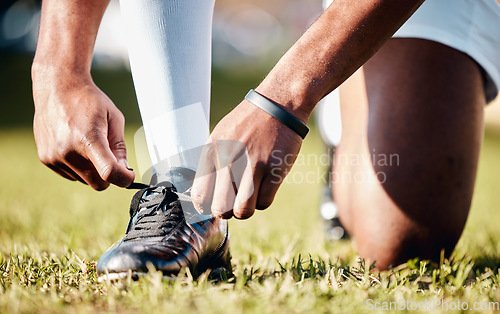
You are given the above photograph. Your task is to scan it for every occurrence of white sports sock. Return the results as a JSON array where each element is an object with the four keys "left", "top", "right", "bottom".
[
  {"left": 317, "top": 0, "right": 342, "bottom": 147},
  {"left": 119, "top": 0, "right": 215, "bottom": 185},
  {"left": 316, "top": 89, "right": 342, "bottom": 147}
]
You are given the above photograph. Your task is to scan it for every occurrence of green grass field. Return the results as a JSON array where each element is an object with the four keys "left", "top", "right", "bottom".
[
  {"left": 1, "top": 128, "right": 500, "bottom": 313},
  {"left": 1, "top": 53, "right": 500, "bottom": 313}
]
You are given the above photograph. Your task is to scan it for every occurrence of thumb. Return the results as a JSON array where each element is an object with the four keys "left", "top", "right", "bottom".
[
  {"left": 107, "top": 109, "right": 135, "bottom": 187},
  {"left": 85, "top": 133, "right": 135, "bottom": 188},
  {"left": 110, "top": 135, "right": 130, "bottom": 169},
  {"left": 85, "top": 108, "right": 135, "bottom": 188}
]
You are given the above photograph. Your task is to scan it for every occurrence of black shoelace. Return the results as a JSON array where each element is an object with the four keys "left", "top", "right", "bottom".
[{"left": 123, "top": 185, "right": 185, "bottom": 242}]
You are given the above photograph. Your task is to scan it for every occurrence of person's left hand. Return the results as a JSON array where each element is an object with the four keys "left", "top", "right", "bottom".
[{"left": 191, "top": 99, "right": 303, "bottom": 219}]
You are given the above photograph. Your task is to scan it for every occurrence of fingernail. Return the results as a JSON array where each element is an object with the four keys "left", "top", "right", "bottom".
[
  {"left": 119, "top": 159, "right": 130, "bottom": 169},
  {"left": 212, "top": 209, "right": 224, "bottom": 218},
  {"left": 193, "top": 202, "right": 204, "bottom": 214},
  {"left": 191, "top": 194, "right": 201, "bottom": 209}
]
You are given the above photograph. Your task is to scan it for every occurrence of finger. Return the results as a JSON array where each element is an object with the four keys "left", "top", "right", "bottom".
[
  {"left": 107, "top": 110, "right": 130, "bottom": 169},
  {"left": 211, "top": 166, "right": 236, "bottom": 218},
  {"left": 192, "top": 169, "right": 216, "bottom": 215},
  {"left": 192, "top": 143, "right": 217, "bottom": 214},
  {"left": 83, "top": 133, "right": 135, "bottom": 188},
  {"left": 227, "top": 141, "right": 250, "bottom": 192},
  {"left": 52, "top": 162, "right": 88, "bottom": 184},
  {"left": 233, "top": 166, "right": 260, "bottom": 219},
  {"left": 47, "top": 164, "right": 78, "bottom": 182},
  {"left": 256, "top": 173, "right": 281, "bottom": 210},
  {"left": 110, "top": 140, "right": 129, "bottom": 169},
  {"left": 64, "top": 153, "right": 111, "bottom": 191}
]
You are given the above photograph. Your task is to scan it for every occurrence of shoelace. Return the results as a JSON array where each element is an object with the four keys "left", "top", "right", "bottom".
[{"left": 123, "top": 185, "right": 186, "bottom": 242}]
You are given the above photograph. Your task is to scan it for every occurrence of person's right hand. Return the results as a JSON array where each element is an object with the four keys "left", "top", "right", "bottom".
[{"left": 32, "top": 68, "right": 135, "bottom": 190}]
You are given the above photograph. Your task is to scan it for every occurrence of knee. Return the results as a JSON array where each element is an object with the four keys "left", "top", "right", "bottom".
[
  {"left": 334, "top": 164, "right": 470, "bottom": 270},
  {"left": 352, "top": 218, "right": 463, "bottom": 270}
]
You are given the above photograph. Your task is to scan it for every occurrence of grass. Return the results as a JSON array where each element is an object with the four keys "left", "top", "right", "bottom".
[
  {"left": 1, "top": 127, "right": 500, "bottom": 313},
  {"left": 1, "top": 52, "right": 500, "bottom": 312}
]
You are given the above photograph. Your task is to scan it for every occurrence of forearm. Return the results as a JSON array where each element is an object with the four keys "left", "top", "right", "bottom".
[
  {"left": 256, "top": 0, "right": 424, "bottom": 123},
  {"left": 32, "top": 0, "right": 110, "bottom": 82},
  {"left": 31, "top": 0, "right": 134, "bottom": 190}
]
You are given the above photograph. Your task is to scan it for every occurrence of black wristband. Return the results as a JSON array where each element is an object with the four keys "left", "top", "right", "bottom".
[{"left": 245, "top": 89, "right": 309, "bottom": 139}]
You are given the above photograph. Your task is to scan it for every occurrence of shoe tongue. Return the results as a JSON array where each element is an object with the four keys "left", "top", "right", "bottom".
[
  {"left": 130, "top": 186, "right": 172, "bottom": 216},
  {"left": 128, "top": 187, "right": 180, "bottom": 232},
  {"left": 150, "top": 168, "right": 196, "bottom": 193}
]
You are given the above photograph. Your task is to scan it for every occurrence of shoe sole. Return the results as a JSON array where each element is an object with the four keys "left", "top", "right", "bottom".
[
  {"left": 97, "top": 265, "right": 231, "bottom": 283},
  {"left": 97, "top": 233, "right": 232, "bottom": 282}
]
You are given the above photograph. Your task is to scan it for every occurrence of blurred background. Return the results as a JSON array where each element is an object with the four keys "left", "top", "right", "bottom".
[
  {"left": 0, "top": 0, "right": 330, "bottom": 258},
  {"left": 0, "top": 0, "right": 499, "bottom": 265},
  {"left": 1, "top": 0, "right": 499, "bottom": 128},
  {"left": 0, "top": 0, "right": 323, "bottom": 128}
]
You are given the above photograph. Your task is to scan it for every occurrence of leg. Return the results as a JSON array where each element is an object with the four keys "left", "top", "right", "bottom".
[
  {"left": 316, "top": 91, "right": 349, "bottom": 240},
  {"left": 317, "top": 0, "right": 348, "bottom": 241},
  {"left": 333, "top": 38, "right": 485, "bottom": 269},
  {"left": 120, "top": 0, "right": 215, "bottom": 188},
  {"left": 97, "top": 0, "right": 231, "bottom": 280}
]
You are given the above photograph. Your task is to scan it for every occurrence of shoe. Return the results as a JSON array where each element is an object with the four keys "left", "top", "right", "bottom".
[
  {"left": 320, "top": 145, "right": 349, "bottom": 241},
  {"left": 97, "top": 179, "right": 231, "bottom": 280},
  {"left": 320, "top": 185, "right": 349, "bottom": 240}
]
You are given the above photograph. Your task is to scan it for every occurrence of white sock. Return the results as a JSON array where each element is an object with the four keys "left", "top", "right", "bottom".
[
  {"left": 317, "top": 0, "right": 342, "bottom": 148},
  {"left": 119, "top": 0, "right": 215, "bottom": 187},
  {"left": 316, "top": 89, "right": 342, "bottom": 147}
]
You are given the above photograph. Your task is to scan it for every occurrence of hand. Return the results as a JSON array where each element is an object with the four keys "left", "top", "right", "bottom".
[
  {"left": 32, "top": 69, "right": 135, "bottom": 190},
  {"left": 191, "top": 100, "right": 303, "bottom": 219}
]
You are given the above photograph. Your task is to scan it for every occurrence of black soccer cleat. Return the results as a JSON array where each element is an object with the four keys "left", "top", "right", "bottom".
[
  {"left": 97, "top": 183, "right": 231, "bottom": 280},
  {"left": 320, "top": 184, "right": 349, "bottom": 241}
]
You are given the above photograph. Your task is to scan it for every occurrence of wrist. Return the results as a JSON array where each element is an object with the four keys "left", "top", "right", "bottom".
[
  {"left": 32, "top": 42, "right": 93, "bottom": 82},
  {"left": 245, "top": 90, "right": 309, "bottom": 139},
  {"left": 255, "top": 73, "right": 320, "bottom": 124},
  {"left": 32, "top": 60, "right": 93, "bottom": 89},
  {"left": 32, "top": 60, "right": 95, "bottom": 111}
]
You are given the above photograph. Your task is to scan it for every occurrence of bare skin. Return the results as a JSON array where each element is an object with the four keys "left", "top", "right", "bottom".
[
  {"left": 334, "top": 39, "right": 485, "bottom": 269},
  {"left": 32, "top": 0, "right": 134, "bottom": 190},
  {"left": 33, "top": 0, "right": 424, "bottom": 196},
  {"left": 191, "top": 3, "right": 486, "bottom": 269},
  {"left": 35, "top": 0, "right": 484, "bottom": 270},
  {"left": 191, "top": 0, "right": 425, "bottom": 218}
]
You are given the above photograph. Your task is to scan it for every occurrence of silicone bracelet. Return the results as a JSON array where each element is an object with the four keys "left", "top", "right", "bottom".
[{"left": 245, "top": 89, "right": 309, "bottom": 139}]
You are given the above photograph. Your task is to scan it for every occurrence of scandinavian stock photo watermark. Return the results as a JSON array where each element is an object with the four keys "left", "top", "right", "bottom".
[
  {"left": 269, "top": 147, "right": 400, "bottom": 186},
  {"left": 134, "top": 122, "right": 399, "bottom": 219},
  {"left": 365, "top": 298, "right": 500, "bottom": 311}
]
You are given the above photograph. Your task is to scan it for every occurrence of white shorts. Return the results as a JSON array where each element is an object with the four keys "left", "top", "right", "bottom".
[
  {"left": 394, "top": 0, "right": 500, "bottom": 103},
  {"left": 318, "top": 0, "right": 500, "bottom": 146}
]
